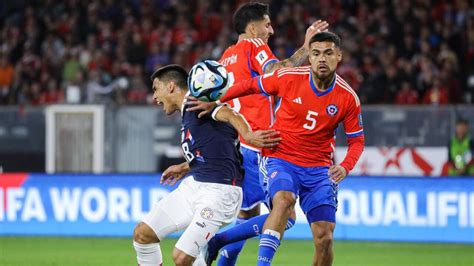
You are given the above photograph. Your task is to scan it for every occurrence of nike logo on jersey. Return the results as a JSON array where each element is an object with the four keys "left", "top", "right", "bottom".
[{"left": 292, "top": 97, "right": 302, "bottom": 104}]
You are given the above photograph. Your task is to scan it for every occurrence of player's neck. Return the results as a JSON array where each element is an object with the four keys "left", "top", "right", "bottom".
[
  {"left": 313, "top": 73, "right": 336, "bottom": 92},
  {"left": 237, "top": 33, "right": 253, "bottom": 43},
  {"left": 177, "top": 90, "right": 189, "bottom": 112}
]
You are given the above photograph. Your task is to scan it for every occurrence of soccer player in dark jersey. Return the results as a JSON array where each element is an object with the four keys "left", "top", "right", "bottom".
[{"left": 132, "top": 65, "right": 280, "bottom": 266}]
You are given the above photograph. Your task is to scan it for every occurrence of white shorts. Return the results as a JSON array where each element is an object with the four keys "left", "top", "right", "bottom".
[{"left": 142, "top": 176, "right": 243, "bottom": 257}]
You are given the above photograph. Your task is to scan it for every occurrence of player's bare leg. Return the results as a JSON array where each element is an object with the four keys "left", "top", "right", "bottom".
[
  {"left": 133, "top": 222, "right": 163, "bottom": 266},
  {"left": 263, "top": 191, "right": 296, "bottom": 235},
  {"left": 172, "top": 248, "right": 197, "bottom": 266},
  {"left": 310, "top": 221, "right": 336, "bottom": 266},
  {"left": 257, "top": 190, "right": 296, "bottom": 265}
]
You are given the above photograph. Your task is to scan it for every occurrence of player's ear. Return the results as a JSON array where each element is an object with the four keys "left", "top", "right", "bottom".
[
  {"left": 247, "top": 23, "right": 256, "bottom": 36},
  {"left": 167, "top": 81, "right": 175, "bottom": 94},
  {"left": 337, "top": 49, "right": 342, "bottom": 63}
]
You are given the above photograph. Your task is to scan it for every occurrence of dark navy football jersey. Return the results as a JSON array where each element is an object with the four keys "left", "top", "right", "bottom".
[{"left": 181, "top": 104, "right": 244, "bottom": 186}]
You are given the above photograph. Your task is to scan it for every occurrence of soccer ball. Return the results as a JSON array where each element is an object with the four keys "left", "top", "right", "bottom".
[{"left": 188, "top": 60, "right": 229, "bottom": 102}]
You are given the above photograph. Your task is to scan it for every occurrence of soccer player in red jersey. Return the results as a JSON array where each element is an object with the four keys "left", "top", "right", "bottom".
[
  {"left": 185, "top": 3, "right": 328, "bottom": 266},
  {"left": 216, "top": 31, "right": 365, "bottom": 266},
  {"left": 216, "top": 3, "right": 327, "bottom": 224}
]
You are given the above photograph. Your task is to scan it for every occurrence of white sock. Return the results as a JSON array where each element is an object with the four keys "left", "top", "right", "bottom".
[
  {"left": 263, "top": 229, "right": 281, "bottom": 240},
  {"left": 133, "top": 241, "right": 163, "bottom": 266}
]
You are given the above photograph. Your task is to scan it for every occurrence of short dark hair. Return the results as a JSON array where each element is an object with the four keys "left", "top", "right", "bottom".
[
  {"left": 309, "top": 31, "right": 342, "bottom": 48},
  {"left": 233, "top": 2, "right": 270, "bottom": 35},
  {"left": 150, "top": 64, "right": 188, "bottom": 90}
]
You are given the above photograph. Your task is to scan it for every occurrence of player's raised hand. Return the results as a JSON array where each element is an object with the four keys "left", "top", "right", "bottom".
[
  {"left": 303, "top": 20, "right": 329, "bottom": 49},
  {"left": 328, "top": 165, "right": 347, "bottom": 184},
  {"left": 161, "top": 162, "right": 190, "bottom": 186},
  {"left": 186, "top": 96, "right": 217, "bottom": 118},
  {"left": 244, "top": 129, "right": 281, "bottom": 148}
]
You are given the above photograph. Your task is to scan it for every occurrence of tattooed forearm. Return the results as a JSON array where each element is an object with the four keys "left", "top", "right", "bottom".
[{"left": 264, "top": 47, "right": 309, "bottom": 73}]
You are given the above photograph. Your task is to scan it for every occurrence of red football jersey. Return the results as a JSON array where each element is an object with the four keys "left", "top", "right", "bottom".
[
  {"left": 258, "top": 66, "right": 364, "bottom": 167},
  {"left": 219, "top": 38, "right": 278, "bottom": 151}
]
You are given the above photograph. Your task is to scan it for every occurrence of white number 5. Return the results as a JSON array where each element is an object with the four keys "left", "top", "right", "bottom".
[{"left": 303, "top": 110, "right": 318, "bottom": 130}]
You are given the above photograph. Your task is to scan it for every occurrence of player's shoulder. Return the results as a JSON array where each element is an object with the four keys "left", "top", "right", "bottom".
[
  {"left": 243, "top": 38, "right": 267, "bottom": 48},
  {"left": 220, "top": 45, "right": 236, "bottom": 57},
  {"left": 275, "top": 66, "right": 311, "bottom": 78},
  {"left": 334, "top": 74, "right": 360, "bottom": 107}
]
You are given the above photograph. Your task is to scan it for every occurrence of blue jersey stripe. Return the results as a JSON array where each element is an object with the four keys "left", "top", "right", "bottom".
[
  {"left": 262, "top": 59, "right": 278, "bottom": 73},
  {"left": 346, "top": 130, "right": 364, "bottom": 138},
  {"left": 258, "top": 76, "right": 270, "bottom": 96}
]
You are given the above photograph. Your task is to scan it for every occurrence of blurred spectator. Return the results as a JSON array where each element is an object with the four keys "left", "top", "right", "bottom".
[
  {"left": 395, "top": 81, "right": 419, "bottom": 104},
  {"left": 85, "top": 69, "right": 126, "bottom": 104},
  {"left": 63, "top": 49, "right": 82, "bottom": 83},
  {"left": 39, "top": 79, "right": 64, "bottom": 104},
  {"left": 145, "top": 43, "right": 170, "bottom": 75},
  {"left": 127, "top": 32, "right": 147, "bottom": 66},
  {"left": 0, "top": 54, "right": 14, "bottom": 104},
  {"left": 446, "top": 119, "right": 474, "bottom": 176},
  {"left": 127, "top": 65, "right": 148, "bottom": 104},
  {"left": 65, "top": 71, "right": 87, "bottom": 104},
  {"left": 422, "top": 78, "right": 449, "bottom": 105},
  {"left": 0, "top": 0, "right": 472, "bottom": 106},
  {"left": 381, "top": 65, "right": 400, "bottom": 103}
]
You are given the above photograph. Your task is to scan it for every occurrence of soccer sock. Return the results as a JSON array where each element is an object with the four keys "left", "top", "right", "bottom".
[
  {"left": 286, "top": 217, "right": 296, "bottom": 230},
  {"left": 213, "top": 214, "right": 269, "bottom": 248},
  {"left": 217, "top": 218, "right": 247, "bottom": 266},
  {"left": 257, "top": 229, "right": 281, "bottom": 266},
  {"left": 213, "top": 214, "right": 295, "bottom": 248},
  {"left": 133, "top": 241, "right": 163, "bottom": 266}
]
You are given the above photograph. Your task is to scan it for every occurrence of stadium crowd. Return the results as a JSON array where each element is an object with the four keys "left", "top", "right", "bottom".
[{"left": 0, "top": 0, "right": 472, "bottom": 105}]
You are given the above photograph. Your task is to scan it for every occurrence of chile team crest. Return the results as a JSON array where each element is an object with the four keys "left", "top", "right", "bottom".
[{"left": 326, "top": 104, "right": 338, "bottom": 116}]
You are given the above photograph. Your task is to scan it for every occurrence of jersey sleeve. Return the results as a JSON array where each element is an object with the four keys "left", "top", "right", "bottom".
[
  {"left": 247, "top": 38, "right": 279, "bottom": 74},
  {"left": 343, "top": 95, "right": 364, "bottom": 138},
  {"left": 340, "top": 93, "right": 365, "bottom": 174},
  {"left": 210, "top": 104, "right": 227, "bottom": 121},
  {"left": 257, "top": 70, "right": 285, "bottom": 97}
]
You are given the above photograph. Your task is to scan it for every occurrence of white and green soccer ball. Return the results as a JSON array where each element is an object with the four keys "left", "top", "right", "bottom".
[{"left": 187, "top": 60, "right": 230, "bottom": 102}]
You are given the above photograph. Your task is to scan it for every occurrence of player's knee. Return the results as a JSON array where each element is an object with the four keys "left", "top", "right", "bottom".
[
  {"left": 172, "top": 248, "right": 194, "bottom": 266},
  {"left": 133, "top": 222, "right": 159, "bottom": 244},
  {"left": 273, "top": 191, "right": 296, "bottom": 211},
  {"left": 314, "top": 230, "right": 333, "bottom": 251}
]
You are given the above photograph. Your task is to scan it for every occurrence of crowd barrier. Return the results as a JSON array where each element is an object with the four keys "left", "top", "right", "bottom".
[{"left": 1, "top": 173, "right": 472, "bottom": 243}]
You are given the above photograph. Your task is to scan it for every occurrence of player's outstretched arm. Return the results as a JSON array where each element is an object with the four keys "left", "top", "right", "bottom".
[
  {"left": 213, "top": 106, "right": 281, "bottom": 148},
  {"left": 264, "top": 20, "right": 329, "bottom": 73},
  {"left": 161, "top": 162, "right": 190, "bottom": 186},
  {"left": 218, "top": 77, "right": 262, "bottom": 102},
  {"left": 185, "top": 98, "right": 217, "bottom": 118}
]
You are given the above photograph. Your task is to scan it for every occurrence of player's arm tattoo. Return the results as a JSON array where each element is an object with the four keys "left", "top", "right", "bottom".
[{"left": 264, "top": 47, "right": 308, "bottom": 73}]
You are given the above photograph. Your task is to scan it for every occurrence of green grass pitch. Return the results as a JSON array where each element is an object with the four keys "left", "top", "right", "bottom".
[{"left": 0, "top": 237, "right": 473, "bottom": 265}]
